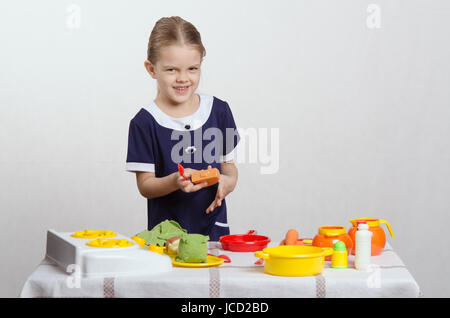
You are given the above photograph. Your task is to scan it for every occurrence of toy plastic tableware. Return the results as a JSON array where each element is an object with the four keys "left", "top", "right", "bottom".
[
  {"left": 348, "top": 218, "right": 395, "bottom": 256},
  {"left": 312, "top": 226, "right": 353, "bottom": 261},
  {"left": 254, "top": 245, "right": 333, "bottom": 277},
  {"left": 86, "top": 238, "right": 134, "bottom": 248},
  {"left": 220, "top": 230, "right": 271, "bottom": 252},
  {"left": 131, "top": 236, "right": 146, "bottom": 248},
  {"left": 171, "top": 255, "right": 224, "bottom": 268},
  {"left": 148, "top": 245, "right": 165, "bottom": 254},
  {"left": 208, "top": 254, "right": 231, "bottom": 263},
  {"left": 71, "top": 230, "right": 116, "bottom": 239},
  {"left": 331, "top": 241, "right": 348, "bottom": 269},
  {"left": 296, "top": 238, "right": 313, "bottom": 245}
]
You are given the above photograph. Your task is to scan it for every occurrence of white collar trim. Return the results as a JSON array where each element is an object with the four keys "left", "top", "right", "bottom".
[{"left": 143, "top": 93, "right": 213, "bottom": 131}]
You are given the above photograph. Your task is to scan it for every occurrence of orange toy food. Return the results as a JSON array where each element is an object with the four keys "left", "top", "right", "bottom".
[
  {"left": 284, "top": 229, "right": 299, "bottom": 245},
  {"left": 191, "top": 167, "right": 220, "bottom": 186},
  {"left": 348, "top": 218, "right": 395, "bottom": 256},
  {"left": 312, "top": 226, "right": 353, "bottom": 261}
]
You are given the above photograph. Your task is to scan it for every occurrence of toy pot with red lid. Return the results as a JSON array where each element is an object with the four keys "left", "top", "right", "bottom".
[
  {"left": 310, "top": 226, "right": 353, "bottom": 261},
  {"left": 348, "top": 218, "right": 395, "bottom": 256}
]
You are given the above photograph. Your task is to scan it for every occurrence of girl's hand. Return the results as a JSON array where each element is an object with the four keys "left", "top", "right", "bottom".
[
  {"left": 206, "top": 166, "right": 232, "bottom": 214},
  {"left": 176, "top": 168, "right": 208, "bottom": 193}
]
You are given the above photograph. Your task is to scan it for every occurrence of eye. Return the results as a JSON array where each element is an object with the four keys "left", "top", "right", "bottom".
[{"left": 189, "top": 67, "right": 198, "bottom": 71}]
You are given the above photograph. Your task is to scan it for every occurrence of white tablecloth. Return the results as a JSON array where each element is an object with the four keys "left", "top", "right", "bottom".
[{"left": 20, "top": 241, "right": 421, "bottom": 298}]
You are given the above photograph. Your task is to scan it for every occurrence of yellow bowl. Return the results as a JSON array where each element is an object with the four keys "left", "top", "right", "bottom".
[{"left": 255, "top": 245, "right": 333, "bottom": 277}]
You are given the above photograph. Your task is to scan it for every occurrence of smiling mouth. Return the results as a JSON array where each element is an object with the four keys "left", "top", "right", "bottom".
[{"left": 174, "top": 86, "right": 190, "bottom": 93}]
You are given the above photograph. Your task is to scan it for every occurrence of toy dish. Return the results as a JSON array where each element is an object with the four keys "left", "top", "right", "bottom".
[
  {"left": 71, "top": 230, "right": 117, "bottom": 239},
  {"left": 86, "top": 238, "right": 134, "bottom": 248},
  {"left": 171, "top": 255, "right": 224, "bottom": 268},
  {"left": 220, "top": 232, "right": 271, "bottom": 252}
]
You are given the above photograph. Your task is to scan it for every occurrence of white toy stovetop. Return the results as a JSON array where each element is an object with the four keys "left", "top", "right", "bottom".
[{"left": 45, "top": 229, "right": 172, "bottom": 277}]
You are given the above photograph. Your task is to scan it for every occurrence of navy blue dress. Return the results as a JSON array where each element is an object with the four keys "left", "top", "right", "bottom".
[{"left": 126, "top": 93, "right": 240, "bottom": 241}]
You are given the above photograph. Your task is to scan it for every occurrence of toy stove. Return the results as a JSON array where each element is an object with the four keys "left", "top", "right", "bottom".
[{"left": 45, "top": 229, "right": 172, "bottom": 277}]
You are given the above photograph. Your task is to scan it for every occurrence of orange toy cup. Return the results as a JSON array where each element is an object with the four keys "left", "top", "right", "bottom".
[
  {"left": 348, "top": 218, "right": 395, "bottom": 256},
  {"left": 311, "top": 226, "right": 353, "bottom": 261}
]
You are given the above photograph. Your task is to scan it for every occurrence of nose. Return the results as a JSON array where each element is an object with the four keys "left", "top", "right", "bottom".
[{"left": 176, "top": 70, "right": 189, "bottom": 83}]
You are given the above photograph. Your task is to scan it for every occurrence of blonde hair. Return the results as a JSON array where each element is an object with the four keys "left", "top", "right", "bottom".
[{"left": 147, "top": 16, "right": 206, "bottom": 65}]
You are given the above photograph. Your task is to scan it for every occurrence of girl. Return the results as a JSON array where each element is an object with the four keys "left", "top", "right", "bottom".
[{"left": 126, "top": 16, "right": 240, "bottom": 241}]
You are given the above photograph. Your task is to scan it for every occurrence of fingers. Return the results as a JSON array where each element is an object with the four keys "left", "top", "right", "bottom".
[
  {"left": 177, "top": 176, "right": 190, "bottom": 187},
  {"left": 206, "top": 200, "right": 218, "bottom": 214},
  {"left": 217, "top": 187, "right": 225, "bottom": 199},
  {"left": 183, "top": 168, "right": 198, "bottom": 178},
  {"left": 188, "top": 182, "right": 208, "bottom": 192},
  {"left": 206, "top": 198, "right": 223, "bottom": 214},
  {"left": 206, "top": 194, "right": 225, "bottom": 214},
  {"left": 216, "top": 186, "right": 225, "bottom": 205},
  {"left": 179, "top": 180, "right": 208, "bottom": 193}
]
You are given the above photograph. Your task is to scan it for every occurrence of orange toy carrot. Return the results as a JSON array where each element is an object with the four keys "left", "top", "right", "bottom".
[{"left": 285, "top": 229, "right": 299, "bottom": 245}]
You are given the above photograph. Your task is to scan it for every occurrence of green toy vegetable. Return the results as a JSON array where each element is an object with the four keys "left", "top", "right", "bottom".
[
  {"left": 175, "top": 233, "right": 209, "bottom": 263},
  {"left": 135, "top": 220, "right": 187, "bottom": 247}
]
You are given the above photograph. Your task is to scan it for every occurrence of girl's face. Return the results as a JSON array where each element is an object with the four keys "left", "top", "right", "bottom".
[{"left": 146, "top": 44, "right": 202, "bottom": 106}]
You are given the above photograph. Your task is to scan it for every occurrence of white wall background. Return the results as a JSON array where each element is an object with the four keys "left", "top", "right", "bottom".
[{"left": 1, "top": 0, "right": 449, "bottom": 297}]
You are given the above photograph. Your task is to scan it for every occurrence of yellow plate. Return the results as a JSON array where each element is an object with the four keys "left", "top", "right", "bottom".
[
  {"left": 171, "top": 255, "right": 224, "bottom": 268},
  {"left": 148, "top": 244, "right": 165, "bottom": 254},
  {"left": 131, "top": 236, "right": 146, "bottom": 248},
  {"left": 71, "top": 230, "right": 116, "bottom": 239},
  {"left": 86, "top": 238, "right": 134, "bottom": 248}
]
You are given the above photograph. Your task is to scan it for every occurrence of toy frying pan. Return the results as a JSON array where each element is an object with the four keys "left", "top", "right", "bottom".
[{"left": 219, "top": 230, "right": 271, "bottom": 252}]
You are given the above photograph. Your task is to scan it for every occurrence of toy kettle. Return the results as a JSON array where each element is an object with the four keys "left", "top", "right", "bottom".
[{"left": 348, "top": 218, "right": 395, "bottom": 256}]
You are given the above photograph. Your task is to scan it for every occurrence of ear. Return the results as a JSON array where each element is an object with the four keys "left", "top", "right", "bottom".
[{"left": 144, "top": 60, "right": 156, "bottom": 78}]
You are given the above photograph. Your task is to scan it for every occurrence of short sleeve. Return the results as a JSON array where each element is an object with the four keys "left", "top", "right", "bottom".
[
  {"left": 219, "top": 102, "right": 240, "bottom": 163},
  {"left": 125, "top": 119, "right": 156, "bottom": 173}
]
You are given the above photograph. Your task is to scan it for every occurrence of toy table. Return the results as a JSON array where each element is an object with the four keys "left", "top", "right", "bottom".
[{"left": 20, "top": 240, "right": 422, "bottom": 298}]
